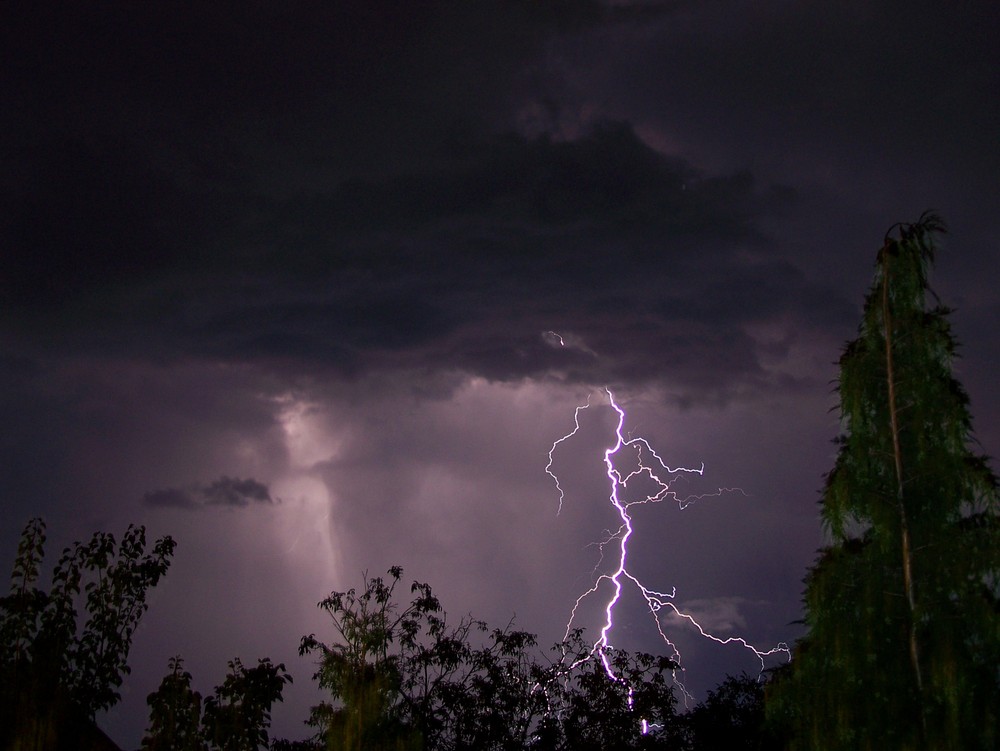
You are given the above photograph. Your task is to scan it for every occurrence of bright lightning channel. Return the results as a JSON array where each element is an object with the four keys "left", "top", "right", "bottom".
[{"left": 547, "top": 388, "right": 789, "bottom": 706}]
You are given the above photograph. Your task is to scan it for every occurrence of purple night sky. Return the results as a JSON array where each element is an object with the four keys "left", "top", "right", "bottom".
[{"left": 2, "top": 2, "right": 998, "bottom": 746}]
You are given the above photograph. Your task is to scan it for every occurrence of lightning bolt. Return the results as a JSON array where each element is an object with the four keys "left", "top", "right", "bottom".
[
  {"left": 548, "top": 388, "right": 789, "bottom": 706},
  {"left": 545, "top": 394, "right": 590, "bottom": 515}
]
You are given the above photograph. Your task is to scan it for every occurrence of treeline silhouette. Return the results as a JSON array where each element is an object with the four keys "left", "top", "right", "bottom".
[
  {"left": 2, "top": 214, "right": 997, "bottom": 750},
  {"left": 0, "top": 528, "right": 774, "bottom": 751}
]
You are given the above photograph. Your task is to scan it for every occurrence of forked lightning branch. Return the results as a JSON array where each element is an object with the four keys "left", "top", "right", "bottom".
[{"left": 546, "top": 388, "right": 790, "bottom": 699}]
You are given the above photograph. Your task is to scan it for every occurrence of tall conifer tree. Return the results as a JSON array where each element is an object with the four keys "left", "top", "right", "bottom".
[{"left": 769, "top": 213, "right": 999, "bottom": 749}]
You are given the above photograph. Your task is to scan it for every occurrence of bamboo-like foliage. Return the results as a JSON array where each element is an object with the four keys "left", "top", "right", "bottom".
[{"left": 768, "top": 213, "right": 1000, "bottom": 749}]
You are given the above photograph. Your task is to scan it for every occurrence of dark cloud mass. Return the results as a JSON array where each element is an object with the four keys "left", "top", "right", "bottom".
[
  {"left": 3, "top": 121, "right": 824, "bottom": 398},
  {"left": 144, "top": 476, "right": 274, "bottom": 510},
  {"left": 1, "top": 1, "right": 997, "bottom": 747},
  {"left": 143, "top": 487, "right": 198, "bottom": 510}
]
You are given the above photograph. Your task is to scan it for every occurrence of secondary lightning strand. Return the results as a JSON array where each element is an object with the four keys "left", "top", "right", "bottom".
[
  {"left": 545, "top": 394, "right": 591, "bottom": 515},
  {"left": 548, "top": 388, "right": 789, "bottom": 707}
]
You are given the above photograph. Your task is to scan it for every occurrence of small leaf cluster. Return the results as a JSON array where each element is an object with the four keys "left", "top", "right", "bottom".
[
  {"left": 142, "top": 655, "right": 292, "bottom": 751},
  {"left": 143, "top": 656, "right": 204, "bottom": 751}
]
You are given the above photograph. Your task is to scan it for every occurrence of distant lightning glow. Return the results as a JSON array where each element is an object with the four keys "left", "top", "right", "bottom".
[{"left": 547, "top": 388, "right": 789, "bottom": 707}]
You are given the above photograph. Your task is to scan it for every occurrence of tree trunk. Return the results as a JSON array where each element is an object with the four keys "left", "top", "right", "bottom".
[{"left": 881, "top": 246, "right": 926, "bottom": 739}]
